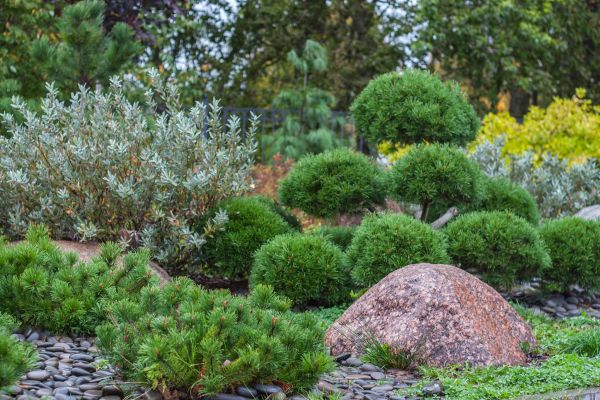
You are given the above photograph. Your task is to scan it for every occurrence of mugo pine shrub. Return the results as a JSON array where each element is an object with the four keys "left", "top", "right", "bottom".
[
  {"left": 199, "top": 197, "right": 293, "bottom": 280},
  {"left": 96, "top": 279, "right": 334, "bottom": 395},
  {"left": 0, "top": 70, "right": 257, "bottom": 268},
  {"left": 444, "top": 211, "right": 551, "bottom": 289},
  {"left": 351, "top": 70, "right": 479, "bottom": 146},
  {"left": 250, "top": 233, "right": 350, "bottom": 306},
  {"left": 311, "top": 225, "right": 355, "bottom": 251},
  {"left": 348, "top": 213, "right": 450, "bottom": 287},
  {"left": 0, "top": 225, "right": 157, "bottom": 334},
  {"left": 389, "top": 144, "right": 483, "bottom": 221},
  {"left": 279, "top": 148, "right": 386, "bottom": 218},
  {"left": 254, "top": 195, "right": 302, "bottom": 231},
  {"left": 0, "top": 313, "right": 36, "bottom": 390},
  {"left": 539, "top": 217, "right": 600, "bottom": 290}
]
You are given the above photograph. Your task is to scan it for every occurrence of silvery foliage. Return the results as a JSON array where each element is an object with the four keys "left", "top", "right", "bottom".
[
  {"left": 0, "top": 70, "right": 258, "bottom": 267},
  {"left": 471, "top": 136, "right": 600, "bottom": 218}
]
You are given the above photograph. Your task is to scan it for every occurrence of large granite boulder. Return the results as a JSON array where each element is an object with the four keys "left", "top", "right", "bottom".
[
  {"left": 575, "top": 205, "right": 600, "bottom": 221},
  {"left": 325, "top": 263, "right": 536, "bottom": 367}
]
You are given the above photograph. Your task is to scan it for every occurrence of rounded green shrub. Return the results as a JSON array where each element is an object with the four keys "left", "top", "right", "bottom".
[
  {"left": 312, "top": 225, "right": 356, "bottom": 251},
  {"left": 200, "top": 197, "right": 294, "bottom": 280},
  {"left": 470, "top": 176, "right": 540, "bottom": 224},
  {"left": 538, "top": 217, "right": 600, "bottom": 290},
  {"left": 250, "top": 233, "right": 350, "bottom": 306},
  {"left": 253, "top": 195, "right": 302, "bottom": 231},
  {"left": 389, "top": 144, "right": 483, "bottom": 221},
  {"left": 0, "top": 313, "right": 37, "bottom": 390},
  {"left": 279, "top": 148, "right": 386, "bottom": 218},
  {"left": 444, "top": 211, "right": 551, "bottom": 289},
  {"left": 351, "top": 70, "right": 479, "bottom": 146},
  {"left": 348, "top": 213, "right": 450, "bottom": 287}
]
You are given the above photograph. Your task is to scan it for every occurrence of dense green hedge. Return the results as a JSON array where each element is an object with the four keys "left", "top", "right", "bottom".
[
  {"left": 0, "top": 225, "right": 156, "bottom": 334},
  {"left": 97, "top": 280, "right": 333, "bottom": 395},
  {"left": 199, "top": 197, "right": 294, "bottom": 280},
  {"left": 348, "top": 213, "right": 450, "bottom": 287},
  {"left": 250, "top": 234, "right": 350, "bottom": 306},
  {"left": 539, "top": 217, "right": 600, "bottom": 290},
  {"left": 351, "top": 70, "right": 479, "bottom": 146},
  {"left": 0, "top": 313, "right": 36, "bottom": 390},
  {"left": 445, "top": 211, "right": 551, "bottom": 289},
  {"left": 279, "top": 149, "right": 386, "bottom": 218}
]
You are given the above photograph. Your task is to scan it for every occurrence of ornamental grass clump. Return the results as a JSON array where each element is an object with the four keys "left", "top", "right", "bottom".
[
  {"left": 0, "top": 313, "right": 37, "bottom": 390},
  {"left": 250, "top": 233, "right": 350, "bottom": 306},
  {"left": 0, "top": 70, "right": 257, "bottom": 269},
  {"left": 96, "top": 280, "right": 334, "bottom": 396},
  {"left": 0, "top": 225, "right": 157, "bottom": 334},
  {"left": 538, "top": 217, "right": 600, "bottom": 290},
  {"left": 278, "top": 148, "right": 386, "bottom": 219},
  {"left": 198, "top": 196, "right": 294, "bottom": 280},
  {"left": 444, "top": 211, "right": 551, "bottom": 289},
  {"left": 351, "top": 70, "right": 479, "bottom": 146},
  {"left": 348, "top": 213, "right": 450, "bottom": 287},
  {"left": 389, "top": 144, "right": 484, "bottom": 221}
]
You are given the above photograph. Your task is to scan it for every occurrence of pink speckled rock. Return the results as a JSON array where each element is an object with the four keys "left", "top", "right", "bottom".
[{"left": 325, "top": 263, "right": 536, "bottom": 366}]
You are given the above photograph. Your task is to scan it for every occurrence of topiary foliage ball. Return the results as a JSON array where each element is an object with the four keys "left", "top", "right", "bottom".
[
  {"left": 351, "top": 70, "right": 479, "bottom": 146},
  {"left": 250, "top": 233, "right": 350, "bottom": 307},
  {"left": 468, "top": 176, "right": 540, "bottom": 225},
  {"left": 348, "top": 213, "right": 450, "bottom": 288},
  {"left": 539, "top": 217, "right": 600, "bottom": 291},
  {"left": 444, "top": 211, "right": 551, "bottom": 289},
  {"left": 311, "top": 225, "right": 356, "bottom": 251},
  {"left": 199, "top": 197, "right": 293, "bottom": 280},
  {"left": 278, "top": 148, "right": 386, "bottom": 218},
  {"left": 389, "top": 144, "right": 483, "bottom": 221}
]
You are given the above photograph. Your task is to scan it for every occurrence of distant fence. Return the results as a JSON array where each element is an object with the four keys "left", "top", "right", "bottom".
[{"left": 203, "top": 97, "right": 367, "bottom": 162}]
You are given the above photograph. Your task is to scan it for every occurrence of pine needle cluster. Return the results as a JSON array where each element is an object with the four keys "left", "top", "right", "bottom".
[{"left": 0, "top": 313, "right": 37, "bottom": 390}]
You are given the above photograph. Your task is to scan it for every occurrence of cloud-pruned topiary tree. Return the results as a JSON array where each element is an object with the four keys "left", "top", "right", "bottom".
[
  {"left": 389, "top": 144, "right": 484, "bottom": 221},
  {"left": 279, "top": 148, "right": 386, "bottom": 219},
  {"left": 351, "top": 70, "right": 479, "bottom": 146}
]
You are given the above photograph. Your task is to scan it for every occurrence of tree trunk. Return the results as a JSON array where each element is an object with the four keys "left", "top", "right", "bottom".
[{"left": 509, "top": 87, "right": 531, "bottom": 122}]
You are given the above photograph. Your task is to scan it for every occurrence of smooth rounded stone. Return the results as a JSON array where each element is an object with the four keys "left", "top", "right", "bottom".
[
  {"left": 290, "top": 396, "right": 308, "bottom": 400},
  {"left": 68, "top": 387, "right": 84, "bottom": 396},
  {"left": 73, "top": 362, "right": 97, "bottom": 372},
  {"left": 94, "top": 370, "right": 113, "bottom": 378},
  {"left": 81, "top": 383, "right": 101, "bottom": 391},
  {"left": 335, "top": 353, "right": 352, "bottom": 363},
  {"left": 45, "top": 358, "right": 59, "bottom": 367},
  {"left": 0, "top": 395, "right": 12, "bottom": 400},
  {"left": 20, "top": 379, "right": 46, "bottom": 388},
  {"left": 565, "top": 304, "right": 578, "bottom": 311},
  {"left": 345, "top": 374, "right": 372, "bottom": 380},
  {"left": 543, "top": 299, "right": 558, "bottom": 308},
  {"left": 71, "top": 367, "right": 93, "bottom": 376},
  {"left": 36, "top": 388, "right": 53, "bottom": 397},
  {"left": 17, "top": 395, "right": 37, "bottom": 400},
  {"left": 37, "top": 353, "right": 51, "bottom": 361},
  {"left": 359, "top": 364, "right": 382, "bottom": 373},
  {"left": 566, "top": 297, "right": 579, "bottom": 305},
  {"left": 369, "top": 372, "right": 385, "bottom": 380},
  {"left": 102, "top": 385, "right": 123, "bottom": 396},
  {"left": 54, "top": 387, "right": 71, "bottom": 395},
  {"left": 27, "top": 370, "right": 50, "bottom": 381},
  {"left": 26, "top": 331, "right": 40, "bottom": 342},
  {"left": 542, "top": 306, "right": 555, "bottom": 314},
  {"left": 81, "top": 341, "right": 92, "bottom": 348},
  {"left": 76, "top": 377, "right": 92, "bottom": 385},
  {"left": 54, "top": 382, "right": 72, "bottom": 388},
  {"left": 45, "top": 366, "right": 60, "bottom": 375},
  {"left": 7, "top": 386, "right": 23, "bottom": 395},
  {"left": 371, "top": 385, "right": 394, "bottom": 393},
  {"left": 421, "top": 381, "right": 443, "bottom": 396},
  {"left": 343, "top": 357, "right": 363, "bottom": 367},
  {"left": 84, "top": 389, "right": 104, "bottom": 399},
  {"left": 254, "top": 384, "right": 283, "bottom": 395},
  {"left": 99, "top": 397, "right": 122, "bottom": 400},
  {"left": 208, "top": 394, "right": 251, "bottom": 400},
  {"left": 592, "top": 303, "right": 600, "bottom": 310},
  {"left": 60, "top": 336, "right": 74, "bottom": 343},
  {"left": 54, "top": 374, "right": 69, "bottom": 382},
  {"left": 265, "top": 393, "right": 286, "bottom": 400},
  {"left": 317, "top": 381, "right": 341, "bottom": 394},
  {"left": 143, "top": 390, "right": 163, "bottom": 400},
  {"left": 555, "top": 306, "right": 567, "bottom": 313},
  {"left": 56, "top": 394, "right": 78, "bottom": 400},
  {"left": 354, "top": 380, "right": 375, "bottom": 389},
  {"left": 236, "top": 386, "right": 258, "bottom": 398},
  {"left": 72, "top": 354, "right": 95, "bottom": 362}
]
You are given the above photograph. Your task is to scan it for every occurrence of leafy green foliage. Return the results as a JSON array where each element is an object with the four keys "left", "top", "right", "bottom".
[
  {"left": 279, "top": 149, "right": 386, "bottom": 218},
  {"left": 254, "top": 195, "right": 302, "bottom": 231},
  {"left": 308, "top": 305, "right": 348, "bottom": 326},
  {"left": 30, "top": 0, "right": 140, "bottom": 95},
  {"left": 96, "top": 280, "right": 334, "bottom": 395},
  {"left": 472, "top": 136, "right": 600, "bottom": 218},
  {"left": 348, "top": 213, "right": 450, "bottom": 288},
  {"left": 250, "top": 234, "right": 350, "bottom": 307},
  {"left": 310, "top": 225, "right": 355, "bottom": 251},
  {"left": 200, "top": 197, "right": 294, "bottom": 280},
  {"left": 467, "top": 176, "right": 540, "bottom": 225},
  {"left": 0, "top": 71, "right": 257, "bottom": 269},
  {"left": 351, "top": 70, "right": 479, "bottom": 146},
  {"left": 0, "top": 313, "right": 37, "bottom": 390},
  {"left": 538, "top": 217, "right": 600, "bottom": 290},
  {"left": 389, "top": 144, "right": 483, "bottom": 221},
  {"left": 0, "top": 225, "right": 157, "bottom": 334},
  {"left": 444, "top": 211, "right": 551, "bottom": 289}
]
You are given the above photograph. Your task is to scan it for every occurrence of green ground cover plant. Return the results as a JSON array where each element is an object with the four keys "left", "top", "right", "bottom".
[
  {"left": 199, "top": 196, "right": 294, "bottom": 280},
  {"left": 250, "top": 233, "right": 350, "bottom": 307},
  {"left": 0, "top": 313, "right": 37, "bottom": 390},
  {"left": 96, "top": 280, "right": 334, "bottom": 396},
  {"left": 0, "top": 225, "right": 157, "bottom": 334},
  {"left": 279, "top": 149, "right": 386, "bottom": 219},
  {"left": 348, "top": 213, "right": 450, "bottom": 287}
]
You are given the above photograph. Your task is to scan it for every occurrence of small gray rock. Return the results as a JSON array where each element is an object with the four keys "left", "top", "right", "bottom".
[
  {"left": 422, "top": 381, "right": 444, "bottom": 396},
  {"left": 207, "top": 394, "right": 250, "bottom": 400},
  {"left": 27, "top": 370, "right": 50, "bottom": 381},
  {"left": 369, "top": 372, "right": 385, "bottom": 380},
  {"left": 359, "top": 364, "right": 382, "bottom": 373},
  {"left": 143, "top": 390, "right": 163, "bottom": 400},
  {"left": 343, "top": 357, "right": 363, "bottom": 367},
  {"left": 71, "top": 367, "right": 92, "bottom": 376},
  {"left": 236, "top": 386, "right": 258, "bottom": 398},
  {"left": 254, "top": 384, "right": 283, "bottom": 395}
]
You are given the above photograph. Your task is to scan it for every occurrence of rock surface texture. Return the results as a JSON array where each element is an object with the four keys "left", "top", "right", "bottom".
[
  {"left": 325, "top": 263, "right": 536, "bottom": 367},
  {"left": 575, "top": 205, "right": 600, "bottom": 221}
]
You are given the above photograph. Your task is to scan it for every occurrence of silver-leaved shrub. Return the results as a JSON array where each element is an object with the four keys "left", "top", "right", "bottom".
[
  {"left": 471, "top": 137, "right": 600, "bottom": 218},
  {"left": 0, "top": 70, "right": 257, "bottom": 269}
]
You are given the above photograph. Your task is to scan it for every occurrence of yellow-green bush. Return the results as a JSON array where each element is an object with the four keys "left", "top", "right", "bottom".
[{"left": 475, "top": 90, "right": 600, "bottom": 164}]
